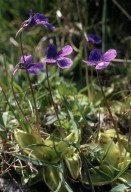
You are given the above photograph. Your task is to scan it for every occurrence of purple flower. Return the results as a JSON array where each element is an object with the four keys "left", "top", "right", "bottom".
[
  {"left": 83, "top": 49, "right": 117, "bottom": 70},
  {"left": 88, "top": 34, "right": 101, "bottom": 44},
  {"left": 43, "top": 44, "right": 73, "bottom": 69},
  {"left": 16, "top": 10, "right": 55, "bottom": 37},
  {"left": 19, "top": 55, "right": 43, "bottom": 75}
]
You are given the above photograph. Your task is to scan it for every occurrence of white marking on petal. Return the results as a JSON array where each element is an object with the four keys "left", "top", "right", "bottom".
[{"left": 97, "top": 62, "right": 104, "bottom": 66}]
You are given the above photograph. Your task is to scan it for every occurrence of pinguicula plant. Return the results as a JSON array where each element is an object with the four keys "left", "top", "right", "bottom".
[
  {"left": 83, "top": 48, "right": 120, "bottom": 141},
  {"left": 1, "top": 6, "right": 131, "bottom": 192},
  {"left": 81, "top": 46, "right": 131, "bottom": 190},
  {"left": 12, "top": 10, "right": 80, "bottom": 192},
  {"left": 14, "top": 9, "right": 54, "bottom": 135},
  {"left": 13, "top": 8, "right": 75, "bottom": 138}
]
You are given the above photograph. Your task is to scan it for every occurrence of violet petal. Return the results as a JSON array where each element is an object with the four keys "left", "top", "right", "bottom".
[
  {"left": 46, "top": 44, "right": 57, "bottom": 59},
  {"left": 88, "top": 34, "right": 101, "bottom": 44},
  {"left": 95, "top": 62, "right": 110, "bottom": 70},
  {"left": 27, "top": 69, "right": 39, "bottom": 75},
  {"left": 89, "top": 49, "right": 101, "bottom": 62},
  {"left": 57, "top": 57, "right": 73, "bottom": 69},
  {"left": 40, "top": 22, "right": 55, "bottom": 30},
  {"left": 43, "top": 58, "right": 56, "bottom": 63},
  {"left": 27, "top": 63, "right": 43, "bottom": 75},
  {"left": 102, "top": 49, "right": 117, "bottom": 62},
  {"left": 33, "top": 14, "right": 55, "bottom": 30},
  {"left": 82, "top": 60, "right": 97, "bottom": 66},
  {"left": 30, "top": 62, "right": 43, "bottom": 69},
  {"left": 20, "top": 55, "right": 33, "bottom": 65},
  {"left": 57, "top": 45, "right": 73, "bottom": 57},
  {"left": 33, "top": 13, "right": 48, "bottom": 23}
]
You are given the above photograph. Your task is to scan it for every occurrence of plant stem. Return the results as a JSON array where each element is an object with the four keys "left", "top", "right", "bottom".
[
  {"left": 76, "top": 0, "right": 91, "bottom": 100},
  {"left": 45, "top": 64, "right": 64, "bottom": 138},
  {"left": 11, "top": 66, "right": 32, "bottom": 131},
  {"left": 19, "top": 34, "right": 40, "bottom": 135},
  {"left": 96, "top": 71, "right": 120, "bottom": 140}
]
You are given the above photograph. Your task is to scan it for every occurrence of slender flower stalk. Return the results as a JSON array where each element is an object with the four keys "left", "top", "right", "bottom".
[
  {"left": 96, "top": 71, "right": 120, "bottom": 141},
  {"left": 45, "top": 63, "right": 64, "bottom": 138},
  {"left": 11, "top": 65, "right": 32, "bottom": 131},
  {"left": 19, "top": 34, "right": 40, "bottom": 135}
]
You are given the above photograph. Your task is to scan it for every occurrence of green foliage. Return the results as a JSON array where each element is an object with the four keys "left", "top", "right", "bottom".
[{"left": 0, "top": 1, "right": 131, "bottom": 192}]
